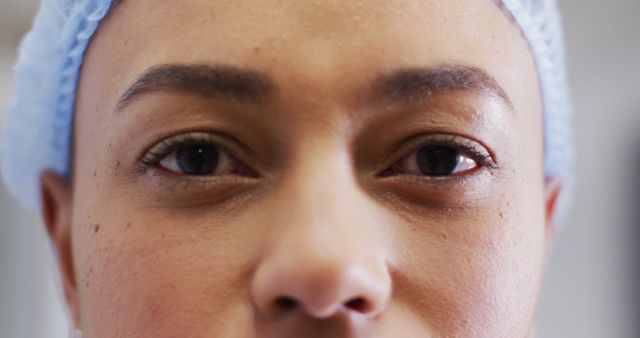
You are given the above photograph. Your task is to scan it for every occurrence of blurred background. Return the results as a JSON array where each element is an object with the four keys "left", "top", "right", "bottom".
[{"left": 0, "top": 0, "right": 638, "bottom": 337}]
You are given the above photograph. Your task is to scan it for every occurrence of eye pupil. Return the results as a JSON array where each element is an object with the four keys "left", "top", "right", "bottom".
[
  {"left": 416, "top": 146, "right": 461, "bottom": 176},
  {"left": 175, "top": 145, "right": 219, "bottom": 175}
]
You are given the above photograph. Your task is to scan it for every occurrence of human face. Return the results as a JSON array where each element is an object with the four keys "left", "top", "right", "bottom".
[{"left": 42, "top": 0, "right": 556, "bottom": 337}]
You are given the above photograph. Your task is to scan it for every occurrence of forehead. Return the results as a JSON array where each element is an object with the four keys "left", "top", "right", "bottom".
[{"left": 83, "top": 0, "right": 538, "bottom": 113}]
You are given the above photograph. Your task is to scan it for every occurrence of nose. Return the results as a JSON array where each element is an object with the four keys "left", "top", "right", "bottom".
[
  {"left": 250, "top": 156, "right": 392, "bottom": 319},
  {"left": 252, "top": 243, "right": 391, "bottom": 319}
]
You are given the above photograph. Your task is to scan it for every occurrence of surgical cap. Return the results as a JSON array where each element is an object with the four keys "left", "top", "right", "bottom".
[{"left": 1, "top": 0, "right": 573, "bottom": 219}]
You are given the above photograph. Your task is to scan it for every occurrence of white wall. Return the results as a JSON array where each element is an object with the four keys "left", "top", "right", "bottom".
[
  {"left": 536, "top": 1, "right": 640, "bottom": 337},
  {"left": 0, "top": 1, "right": 638, "bottom": 337}
]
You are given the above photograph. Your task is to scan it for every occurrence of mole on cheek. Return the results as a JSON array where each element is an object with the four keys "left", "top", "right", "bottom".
[{"left": 90, "top": 223, "right": 100, "bottom": 234}]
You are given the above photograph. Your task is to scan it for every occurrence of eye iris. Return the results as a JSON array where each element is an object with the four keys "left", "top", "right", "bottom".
[
  {"left": 175, "top": 145, "right": 219, "bottom": 175},
  {"left": 416, "top": 146, "right": 461, "bottom": 176}
]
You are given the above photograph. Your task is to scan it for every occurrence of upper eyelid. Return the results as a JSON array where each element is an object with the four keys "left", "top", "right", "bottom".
[
  {"left": 157, "top": 134, "right": 219, "bottom": 152},
  {"left": 141, "top": 132, "right": 231, "bottom": 168},
  {"left": 140, "top": 131, "right": 496, "bottom": 175},
  {"left": 140, "top": 130, "right": 255, "bottom": 162},
  {"left": 421, "top": 138, "right": 493, "bottom": 165},
  {"left": 391, "top": 134, "right": 494, "bottom": 167}
]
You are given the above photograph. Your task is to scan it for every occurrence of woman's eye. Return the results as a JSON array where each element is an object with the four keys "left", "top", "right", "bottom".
[
  {"left": 159, "top": 144, "right": 235, "bottom": 176},
  {"left": 391, "top": 145, "right": 479, "bottom": 177}
]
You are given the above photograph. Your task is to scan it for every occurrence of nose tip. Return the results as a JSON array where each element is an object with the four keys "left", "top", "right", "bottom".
[{"left": 252, "top": 254, "right": 391, "bottom": 319}]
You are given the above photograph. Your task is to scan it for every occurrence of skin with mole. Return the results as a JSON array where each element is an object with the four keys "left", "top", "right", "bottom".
[{"left": 40, "top": 0, "right": 561, "bottom": 337}]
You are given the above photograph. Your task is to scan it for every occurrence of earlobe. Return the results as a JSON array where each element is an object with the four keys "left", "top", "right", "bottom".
[
  {"left": 543, "top": 176, "right": 564, "bottom": 241},
  {"left": 40, "top": 170, "right": 81, "bottom": 327}
]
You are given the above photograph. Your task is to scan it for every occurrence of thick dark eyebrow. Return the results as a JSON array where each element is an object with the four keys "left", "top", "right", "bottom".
[
  {"left": 368, "top": 65, "right": 513, "bottom": 109},
  {"left": 114, "top": 64, "right": 275, "bottom": 112},
  {"left": 115, "top": 63, "right": 511, "bottom": 113}
]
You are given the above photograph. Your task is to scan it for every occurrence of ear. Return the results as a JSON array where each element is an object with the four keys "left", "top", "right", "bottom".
[
  {"left": 543, "top": 176, "right": 564, "bottom": 244},
  {"left": 40, "top": 170, "right": 81, "bottom": 327}
]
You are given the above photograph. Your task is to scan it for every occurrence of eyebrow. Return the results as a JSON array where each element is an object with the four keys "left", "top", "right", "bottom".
[
  {"left": 369, "top": 64, "right": 513, "bottom": 109},
  {"left": 114, "top": 63, "right": 512, "bottom": 113},
  {"left": 114, "top": 64, "right": 275, "bottom": 112}
]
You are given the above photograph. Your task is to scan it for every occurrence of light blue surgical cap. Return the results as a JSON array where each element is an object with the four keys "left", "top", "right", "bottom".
[{"left": 1, "top": 0, "right": 573, "bottom": 219}]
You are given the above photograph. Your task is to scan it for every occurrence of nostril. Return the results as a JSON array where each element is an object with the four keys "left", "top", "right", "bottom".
[
  {"left": 344, "top": 297, "right": 371, "bottom": 314},
  {"left": 274, "top": 296, "right": 298, "bottom": 312}
]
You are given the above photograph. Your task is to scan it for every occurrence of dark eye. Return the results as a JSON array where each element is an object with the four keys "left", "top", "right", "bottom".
[
  {"left": 417, "top": 145, "right": 476, "bottom": 175},
  {"left": 390, "top": 145, "right": 479, "bottom": 177},
  {"left": 159, "top": 143, "right": 235, "bottom": 176},
  {"left": 175, "top": 145, "right": 219, "bottom": 175}
]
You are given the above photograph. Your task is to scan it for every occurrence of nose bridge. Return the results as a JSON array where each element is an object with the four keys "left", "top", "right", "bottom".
[
  {"left": 277, "top": 139, "right": 381, "bottom": 260},
  {"left": 288, "top": 140, "right": 356, "bottom": 226},
  {"left": 251, "top": 141, "right": 392, "bottom": 318}
]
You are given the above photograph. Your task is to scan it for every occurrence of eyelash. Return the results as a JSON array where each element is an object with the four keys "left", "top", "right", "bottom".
[
  {"left": 140, "top": 133, "right": 227, "bottom": 173},
  {"left": 425, "top": 136, "right": 493, "bottom": 167},
  {"left": 382, "top": 134, "right": 496, "bottom": 176},
  {"left": 139, "top": 133, "right": 495, "bottom": 178}
]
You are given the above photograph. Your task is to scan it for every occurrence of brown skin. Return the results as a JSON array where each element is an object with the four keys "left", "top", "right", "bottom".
[{"left": 41, "top": 0, "right": 562, "bottom": 337}]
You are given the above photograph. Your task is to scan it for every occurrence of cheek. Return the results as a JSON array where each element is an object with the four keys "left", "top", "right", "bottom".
[
  {"left": 73, "top": 213, "right": 255, "bottom": 337},
  {"left": 392, "top": 197, "right": 546, "bottom": 336}
]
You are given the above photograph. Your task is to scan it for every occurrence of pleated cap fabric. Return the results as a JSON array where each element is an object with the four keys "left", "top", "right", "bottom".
[{"left": 2, "top": 0, "right": 113, "bottom": 212}]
